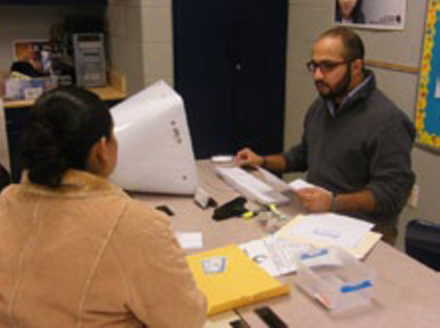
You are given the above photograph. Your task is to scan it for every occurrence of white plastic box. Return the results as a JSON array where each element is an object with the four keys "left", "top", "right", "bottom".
[{"left": 293, "top": 247, "right": 376, "bottom": 311}]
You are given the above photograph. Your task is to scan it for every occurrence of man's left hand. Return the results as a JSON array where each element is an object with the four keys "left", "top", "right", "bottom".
[{"left": 295, "top": 187, "right": 332, "bottom": 212}]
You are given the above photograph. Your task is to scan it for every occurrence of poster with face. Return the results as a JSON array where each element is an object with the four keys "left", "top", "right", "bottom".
[
  {"left": 13, "top": 40, "right": 52, "bottom": 75},
  {"left": 334, "top": 0, "right": 407, "bottom": 30}
]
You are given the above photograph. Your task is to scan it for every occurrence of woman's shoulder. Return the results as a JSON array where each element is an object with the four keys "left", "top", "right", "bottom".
[
  {"left": 0, "top": 183, "right": 24, "bottom": 202},
  {"left": 110, "top": 197, "right": 181, "bottom": 266},
  {"left": 117, "top": 197, "right": 173, "bottom": 237}
]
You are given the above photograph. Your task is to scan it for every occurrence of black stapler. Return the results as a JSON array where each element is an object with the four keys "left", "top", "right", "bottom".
[{"left": 213, "top": 196, "right": 248, "bottom": 221}]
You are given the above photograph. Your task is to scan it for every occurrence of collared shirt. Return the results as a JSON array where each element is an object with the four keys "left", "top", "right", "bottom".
[{"left": 326, "top": 73, "right": 374, "bottom": 117}]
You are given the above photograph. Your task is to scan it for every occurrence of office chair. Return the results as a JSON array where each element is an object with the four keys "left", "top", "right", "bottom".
[{"left": 405, "top": 219, "right": 440, "bottom": 271}]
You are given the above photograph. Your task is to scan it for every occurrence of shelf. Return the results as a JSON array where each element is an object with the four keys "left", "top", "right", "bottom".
[{"left": 3, "top": 70, "right": 127, "bottom": 109}]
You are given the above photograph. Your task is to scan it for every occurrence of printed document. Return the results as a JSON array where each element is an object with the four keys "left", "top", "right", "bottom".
[
  {"left": 276, "top": 213, "right": 374, "bottom": 249},
  {"left": 240, "top": 236, "right": 310, "bottom": 277}
]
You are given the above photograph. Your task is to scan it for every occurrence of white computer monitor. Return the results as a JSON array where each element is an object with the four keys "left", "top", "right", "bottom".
[{"left": 110, "top": 81, "right": 198, "bottom": 195}]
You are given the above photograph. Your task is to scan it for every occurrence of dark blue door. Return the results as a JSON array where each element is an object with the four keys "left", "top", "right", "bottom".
[{"left": 173, "top": 0, "right": 288, "bottom": 159}]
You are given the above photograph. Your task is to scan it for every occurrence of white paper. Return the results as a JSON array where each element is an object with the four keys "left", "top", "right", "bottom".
[
  {"left": 281, "top": 213, "right": 374, "bottom": 249},
  {"left": 257, "top": 169, "right": 324, "bottom": 194},
  {"left": 239, "top": 236, "right": 310, "bottom": 277},
  {"left": 176, "top": 232, "right": 203, "bottom": 249},
  {"left": 297, "top": 248, "right": 343, "bottom": 268},
  {"left": 288, "top": 179, "right": 318, "bottom": 191}
]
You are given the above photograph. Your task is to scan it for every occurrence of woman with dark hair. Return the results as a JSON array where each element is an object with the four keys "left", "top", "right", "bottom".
[
  {"left": 0, "top": 86, "right": 206, "bottom": 327},
  {"left": 335, "top": 0, "right": 365, "bottom": 24}
]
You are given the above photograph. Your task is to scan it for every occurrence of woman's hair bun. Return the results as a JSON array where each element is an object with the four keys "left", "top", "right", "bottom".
[{"left": 21, "top": 86, "right": 112, "bottom": 188}]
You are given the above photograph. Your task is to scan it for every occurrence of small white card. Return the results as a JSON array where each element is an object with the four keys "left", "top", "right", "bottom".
[
  {"left": 288, "top": 179, "right": 318, "bottom": 191},
  {"left": 176, "top": 232, "right": 203, "bottom": 249}
]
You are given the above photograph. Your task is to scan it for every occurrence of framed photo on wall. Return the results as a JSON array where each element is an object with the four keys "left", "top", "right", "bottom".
[{"left": 334, "top": 0, "right": 407, "bottom": 30}]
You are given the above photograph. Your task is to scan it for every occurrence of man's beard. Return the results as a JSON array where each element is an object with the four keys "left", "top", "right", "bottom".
[{"left": 315, "top": 67, "right": 352, "bottom": 100}]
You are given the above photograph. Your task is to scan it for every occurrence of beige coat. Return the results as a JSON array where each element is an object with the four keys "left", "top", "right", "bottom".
[{"left": 0, "top": 170, "right": 206, "bottom": 327}]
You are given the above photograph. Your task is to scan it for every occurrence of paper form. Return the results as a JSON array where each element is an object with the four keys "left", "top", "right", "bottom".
[
  {"left": 278, "top": 213, "right": 373, "bottom": 249},
  {"left": 240, "top": 236, "right": 310, "bottom": 277},
  {"left": 276, "top": 215, "right": 381, "bottom": 259}
]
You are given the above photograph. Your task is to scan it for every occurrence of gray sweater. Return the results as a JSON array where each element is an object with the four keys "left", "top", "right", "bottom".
[{"left": 284, "top": 71, "right": 415, "bottom": 225}]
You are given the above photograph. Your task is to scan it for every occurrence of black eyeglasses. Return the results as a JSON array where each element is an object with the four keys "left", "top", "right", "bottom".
[{"left": 306, "top": 60, "right": 350, "bottom": 73}]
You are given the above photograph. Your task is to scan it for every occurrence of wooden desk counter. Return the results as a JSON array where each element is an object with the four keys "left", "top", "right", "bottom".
[
  {"left": 133, "top": 161, "right": 440, "bottom": 327},
  {"left": 239, "top": 241, "right": 440, "bottom": 328},
  {"left": 131, "top": 161, "right": 270, "bottom": 252}
]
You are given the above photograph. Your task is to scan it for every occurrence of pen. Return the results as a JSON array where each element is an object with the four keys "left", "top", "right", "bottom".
[{"left": 267, "top": 204, "right": 288, "bottom": 221}]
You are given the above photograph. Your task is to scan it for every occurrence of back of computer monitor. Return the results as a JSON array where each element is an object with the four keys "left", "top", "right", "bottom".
[{"left": 110, "top": 81, "right": 198, "bottom": 195}]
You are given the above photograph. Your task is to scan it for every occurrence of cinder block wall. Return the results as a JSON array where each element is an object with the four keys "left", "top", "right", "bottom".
[{"left": 106, "top": 0, "right": 173, "bottom": 94}]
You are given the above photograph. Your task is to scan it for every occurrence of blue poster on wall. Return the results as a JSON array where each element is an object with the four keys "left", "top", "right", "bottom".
[{"left": 416, "top": 0, "right": 440, "bottom": 149}]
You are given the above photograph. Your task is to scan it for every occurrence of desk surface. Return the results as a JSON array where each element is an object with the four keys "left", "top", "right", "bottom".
[{"left": 133, "top": 161, "right": 440, "bottom": 328}]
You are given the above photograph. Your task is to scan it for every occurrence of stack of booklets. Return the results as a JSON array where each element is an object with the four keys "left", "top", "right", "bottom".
[{"left": 186, "top": 244, "right": 290, "bottom": 316}]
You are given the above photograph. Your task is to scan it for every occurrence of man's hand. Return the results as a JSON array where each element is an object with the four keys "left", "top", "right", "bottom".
[
  {"left": 296, "top": 187, "right": 333, "bottom": 212},
  {"left": 235, "top": 148, "right": 263, "bottom": 168}
]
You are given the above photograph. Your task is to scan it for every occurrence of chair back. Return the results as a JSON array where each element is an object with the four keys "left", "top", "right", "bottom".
[{"left": 405, "top": 219, "right": 440, "bottom": 271}]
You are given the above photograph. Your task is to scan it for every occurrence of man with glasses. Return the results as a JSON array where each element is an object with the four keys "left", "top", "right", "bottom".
[{"left": 235, "top": 27, "right": 415, "bottom": 244}]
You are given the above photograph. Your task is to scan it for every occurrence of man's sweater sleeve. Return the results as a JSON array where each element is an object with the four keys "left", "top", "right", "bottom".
[{"left": 366, "top": 119, "right": 416, "bottom": 215}]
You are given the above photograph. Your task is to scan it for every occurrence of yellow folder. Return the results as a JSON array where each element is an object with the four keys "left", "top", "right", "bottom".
[{"left": 186, "top": 244, "right": 290, "bottom": 316}]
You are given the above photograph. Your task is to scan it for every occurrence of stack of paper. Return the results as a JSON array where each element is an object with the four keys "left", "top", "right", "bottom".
[
  {"left": 275, "top": 214, "right": 382, "bottom": 259},
  {"left": 239, "top": 236, "right": 310, "bottom": 277},
  {"left": 186, "top": 244, "right": 290, "bottom": 316}
]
